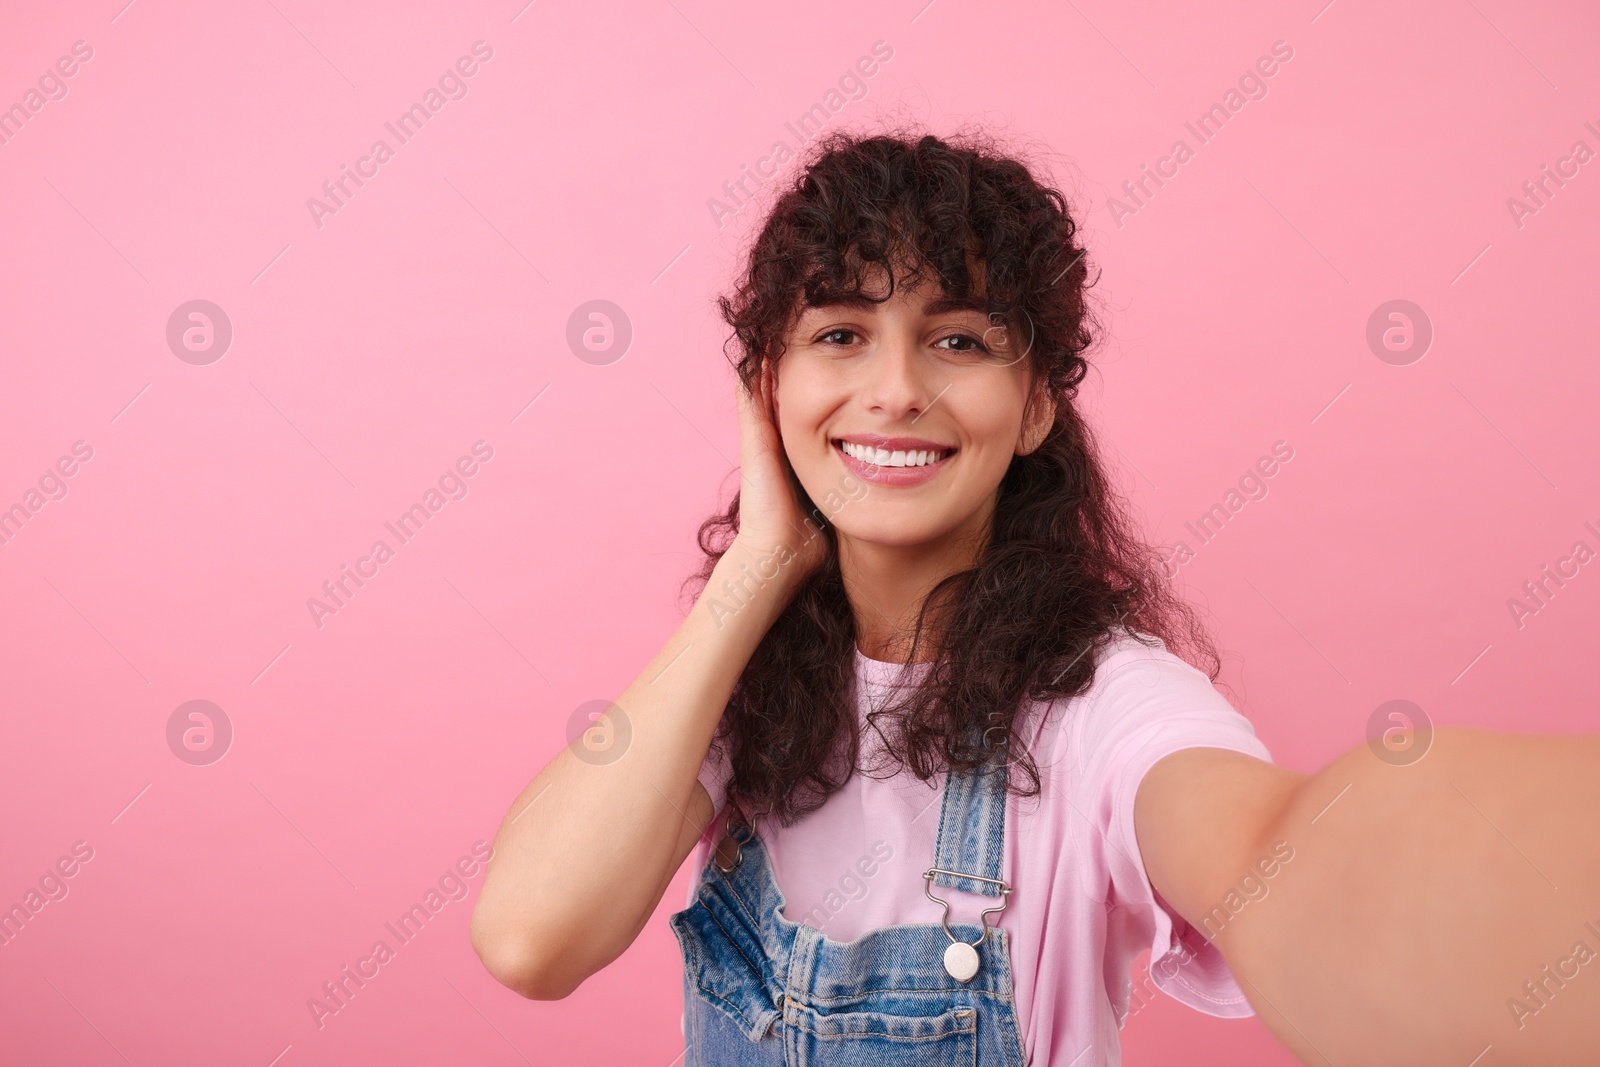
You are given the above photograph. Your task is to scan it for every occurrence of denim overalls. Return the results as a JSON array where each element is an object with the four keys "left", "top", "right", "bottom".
[{"left": 669, "top": 744, "right": 1029, "bottom": 1066}]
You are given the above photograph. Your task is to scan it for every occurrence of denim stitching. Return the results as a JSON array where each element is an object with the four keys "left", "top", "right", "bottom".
[
  {"left": 715, "top": 839, "right": 782, "bottom": 940},
  {"left": 802, "top": 986, "right": 1010, "bottom": 1004},
  {"left": 686, "top": 975, "right": 768, "bottom": 1038},
  {"left": 790, "top": 1016, "right": 977, "bottom": 1041},
  {"left": 932, "top": 746, "right": 1009, "bottom": 896},
  {"left": 700, "top": 897, "right": 774, "bottom": 1000}
]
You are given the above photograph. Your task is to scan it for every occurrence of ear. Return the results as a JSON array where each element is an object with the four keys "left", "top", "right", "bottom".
[{"left": 1016, "top": 376, "right": 1056, "bottom": 456}]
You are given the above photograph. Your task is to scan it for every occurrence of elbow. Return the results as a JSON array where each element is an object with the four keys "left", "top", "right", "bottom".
[{"left": 469, "top": 912, "right": 583, "bottom": 1001}]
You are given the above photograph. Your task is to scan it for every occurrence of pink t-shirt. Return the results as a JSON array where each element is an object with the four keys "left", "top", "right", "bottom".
[{"left": 684, "top": 629, "right": 1273, "bottom": 1067}]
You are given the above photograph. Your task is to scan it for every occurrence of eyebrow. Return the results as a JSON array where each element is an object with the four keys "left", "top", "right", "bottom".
[{"left": 800, "top": 293, "right": 991, "bottom": 316}]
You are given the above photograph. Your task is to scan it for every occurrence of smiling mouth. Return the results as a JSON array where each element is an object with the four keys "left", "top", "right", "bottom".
[{"left": 832, "top": 440, "right": 956, "bottom": 468}]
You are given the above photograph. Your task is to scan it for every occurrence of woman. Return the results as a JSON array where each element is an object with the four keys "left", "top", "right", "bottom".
[{"left": 470, "top": 129, "right": 1600, "bottom": 1066}]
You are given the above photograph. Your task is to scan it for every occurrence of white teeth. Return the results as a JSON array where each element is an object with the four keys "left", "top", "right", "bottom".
[{"left": 839, "top": 441, "right": 950, "bottom": 467}]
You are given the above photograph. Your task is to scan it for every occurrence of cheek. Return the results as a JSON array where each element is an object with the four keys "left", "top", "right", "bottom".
[
  {"left": 774, "top": 367, "right": 834, "bottom": 447},
  {"left": 771, "top": 374, "right": 837, "bottom": 491},
  {"left": 958, "top": 393, "right": 1029, "bottom": 461}
]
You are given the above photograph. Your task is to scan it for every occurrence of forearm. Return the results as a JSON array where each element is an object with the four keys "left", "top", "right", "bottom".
[
  {"left": 470, "top": 539, "right": 801, "bottom": 997},
  {"left": 1222, "top": 727, "right": 1600, "bottom": 1066}
]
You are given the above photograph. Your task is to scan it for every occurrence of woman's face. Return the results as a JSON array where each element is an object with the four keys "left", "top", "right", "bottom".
[{"left": 772, "top": 264, "right": 1055, "bottom": 552}]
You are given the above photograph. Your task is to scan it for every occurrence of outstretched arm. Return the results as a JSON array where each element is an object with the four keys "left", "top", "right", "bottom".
[{"left": 1136, "top": 727, "right": 1600, "bottom": 1067}]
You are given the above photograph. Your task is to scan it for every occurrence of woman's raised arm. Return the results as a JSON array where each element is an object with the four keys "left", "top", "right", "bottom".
[{"left": 470, "top": 365, "right": 824, "bottom": 1000}]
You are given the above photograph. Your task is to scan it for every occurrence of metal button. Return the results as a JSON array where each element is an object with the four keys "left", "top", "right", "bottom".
[{"left": 943, "top": 941, "right": 981, "bottom": 982}]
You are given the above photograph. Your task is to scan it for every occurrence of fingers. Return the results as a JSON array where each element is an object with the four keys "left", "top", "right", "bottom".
[
  {"left": 735, "top": 366, "right": 761, "bottom": 437},
  {"left": 739, "top": 364, "right": 778, "bottom": 452},
  {"left": 748, "top": 363, "right": 768, "bottom": 425},
  {"left": 735, "top": 367, "right": 751, "bottom": 431}
]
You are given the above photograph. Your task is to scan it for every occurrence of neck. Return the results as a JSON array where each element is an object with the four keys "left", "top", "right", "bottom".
[{"left": 838, "top": 500, "right": 994, "bottom": 664}]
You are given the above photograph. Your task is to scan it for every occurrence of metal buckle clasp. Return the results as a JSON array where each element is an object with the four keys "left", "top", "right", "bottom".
[
  {"left": 922, "top": 867, "right": 1012, "bottom": 940},
  {"left": 923, "top": 866, "right": 1012, "bottom": 981},
  {"left": 713, "top": 799, "right": 753, "bottom": 874}
]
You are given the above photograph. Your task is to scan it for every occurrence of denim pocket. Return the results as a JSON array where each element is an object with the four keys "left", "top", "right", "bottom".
[{"left": 791, "top": 1002, "right": 978, "bottom": 1066}]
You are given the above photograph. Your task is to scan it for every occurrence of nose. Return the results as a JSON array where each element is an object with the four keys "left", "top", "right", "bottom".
[{"left": 863, "top": 328, "right": 936, "bottom": 422}]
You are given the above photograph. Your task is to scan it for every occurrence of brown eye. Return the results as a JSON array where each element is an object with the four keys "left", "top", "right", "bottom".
[
  {"left": 819, "top": 328, "right": 858, "bottom": 345},
  {"left": 935, "top": 333, "right": 988, "bottom": 353}
]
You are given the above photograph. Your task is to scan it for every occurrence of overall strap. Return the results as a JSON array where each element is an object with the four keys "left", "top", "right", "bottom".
[{"left": 928, "top": 740, "right": 1010, "bottom": 897}]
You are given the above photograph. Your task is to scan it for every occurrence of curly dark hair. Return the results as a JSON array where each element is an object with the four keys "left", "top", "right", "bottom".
[{"left": 680, "top": 125, "right": 1219, "bottom": 827}]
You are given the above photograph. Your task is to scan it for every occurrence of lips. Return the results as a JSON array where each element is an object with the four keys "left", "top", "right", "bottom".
[{"left": 831, "top": 434, "right": 956, "bottom": 487}]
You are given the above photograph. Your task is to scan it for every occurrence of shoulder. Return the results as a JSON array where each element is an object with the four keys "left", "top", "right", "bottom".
[
  {"left": 1090, "top": 626, "right": 1217, "bottom": 692},
  {"left": 1025, "top": 627, "right": 1261, "bottom": 776}
]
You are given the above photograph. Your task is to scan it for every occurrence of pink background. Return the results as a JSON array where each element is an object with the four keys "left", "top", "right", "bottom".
[{"left": 2, "top": 0, "right": 1596, "bottom": 1063}]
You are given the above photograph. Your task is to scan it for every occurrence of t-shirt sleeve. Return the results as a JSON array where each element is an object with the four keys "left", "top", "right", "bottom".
[
  {"left": 1075, "top": 636, "right": 1273, "bottom": 1020},
  {"left": 696, "top": 730, "right": 732, "bottom": 823},
  {"left": 683, "top": 723, "right": 735, "bottom": 910}
]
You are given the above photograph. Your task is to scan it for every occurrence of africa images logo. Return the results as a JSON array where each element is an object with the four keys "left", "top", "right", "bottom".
[{"left": 305, "top": 41, "right": 495, "bottom": 229}]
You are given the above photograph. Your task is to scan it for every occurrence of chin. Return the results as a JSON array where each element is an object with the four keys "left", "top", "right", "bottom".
[{"left": 832, "top": 514, "right": 953, "bottom": 550}]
